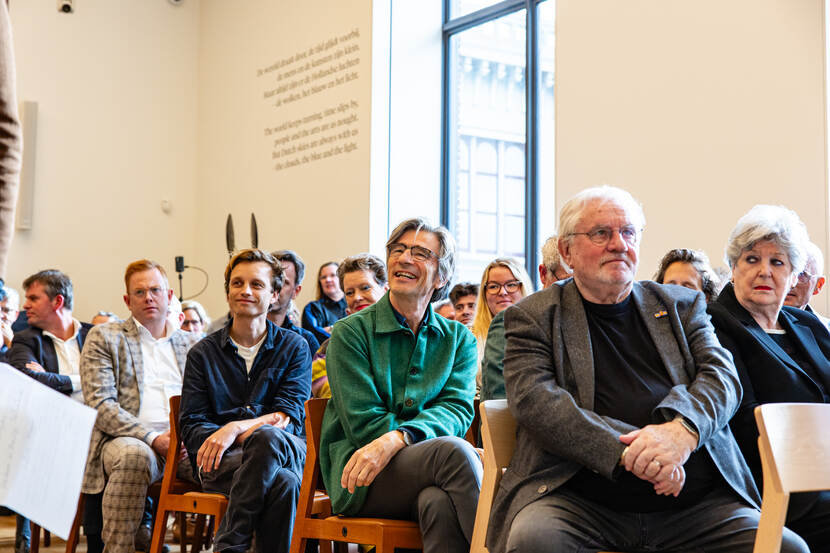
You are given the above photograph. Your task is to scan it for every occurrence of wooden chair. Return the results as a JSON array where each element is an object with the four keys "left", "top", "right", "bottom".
[
  {"left": 470, "top": 399, "right": 516, "bottom": 553},
  {"left": 464, "top": 398, "right": 481, "bottom": 447},
  {"left": 470, "top": 399, "right": 621, "bottom": 553},
  {"left": 149, "top": 396, "right": 228, "bottom": 553},
  {"left": 753, "top": 403, "right": 830, "bottom": 553},
  {"left": 289, "top": 398, "right": 423, "bottom": 553}
]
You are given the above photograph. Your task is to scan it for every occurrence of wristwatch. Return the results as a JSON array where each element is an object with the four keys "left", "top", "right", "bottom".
[
  {"left": 675, "top": 415, "right": 699, "bottom": 440},
  {"left": 399, "top": 427, "right": 415, "bottom": 446}
]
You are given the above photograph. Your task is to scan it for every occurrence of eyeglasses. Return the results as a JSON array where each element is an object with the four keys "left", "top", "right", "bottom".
[
  {"left": 485, "top": 280, "right": 522, "bottom": 295},
  {"left": 130, "top": 286, "right": 166, "bottom": 299},
  {"left": 797, "top": 271, "right": 818, "bottom": 284},
  {"left": 387, "top": 243, "right": 438, "bottom": 262},
  {"left": 569, "top": 225, "right": 640, "bottom": 247}
]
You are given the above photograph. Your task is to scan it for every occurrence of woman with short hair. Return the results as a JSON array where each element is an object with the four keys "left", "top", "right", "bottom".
[
  {"left": 311, "top": 253, "right": 388, "bottom": 398},
  {"left": 709, "top": 204, "right": 830, "bottom": 552},
  {"left": 653, "top": 248, "right": 721, "bottom": 303}
]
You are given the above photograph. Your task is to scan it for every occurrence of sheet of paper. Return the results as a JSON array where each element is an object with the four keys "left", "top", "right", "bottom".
[{"left": 0, "top": 363, "right": 97, "bottom": 538}]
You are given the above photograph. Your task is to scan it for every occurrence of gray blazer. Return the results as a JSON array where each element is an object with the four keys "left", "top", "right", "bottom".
[
  {"left": 79, "top": 318, "right": 199, "bottom": 493},
  {"left": 486, "top": 279, "right": 760, "bottom": 553}
]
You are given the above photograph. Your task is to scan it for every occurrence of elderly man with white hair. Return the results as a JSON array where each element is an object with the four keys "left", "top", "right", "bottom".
[
  {"left": 784, "top": 240, "right": 830, "bottom": 327},
  {"left": 537, "top": 233, "right": 571, "bottom": 288},
  {"left": 488, "top": 186, "right": 808, "bottom": 553}
]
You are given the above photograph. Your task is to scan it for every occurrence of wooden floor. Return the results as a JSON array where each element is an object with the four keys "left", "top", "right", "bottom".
[{"left": 0, "top": 515, "right": 86, "bottom": 553}]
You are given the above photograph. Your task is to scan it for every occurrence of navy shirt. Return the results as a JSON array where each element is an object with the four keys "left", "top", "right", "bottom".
[
  {"left": 179, "top": 320, "right": 312, "bottom": 475},
  {"left": 302, "top": 296, "right": 347, "bottom": 343},
  {"left": 281, "top": 317, "right": 320, "bottom": 356}
]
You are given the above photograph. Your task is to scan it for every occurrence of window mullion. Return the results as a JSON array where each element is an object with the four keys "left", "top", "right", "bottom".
[{"left": 524, "top": 0, "right": 539, "bottom": 279}]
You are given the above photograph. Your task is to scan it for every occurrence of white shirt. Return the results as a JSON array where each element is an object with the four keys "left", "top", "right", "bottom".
[
  {"left": 230, "top": 333, "right": 266, "bottom": 374},
  {"left": 134, "top": 318, "right": 183, "bottom": 443},
  {"left": 43, "top": 318, "right": 83, "bottom": 402}
]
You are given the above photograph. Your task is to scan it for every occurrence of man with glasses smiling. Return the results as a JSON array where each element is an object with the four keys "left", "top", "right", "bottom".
[
  {"left": 80, "top": 260, "right": 200, "bottom": 553},
  {"left": 320, "top": 217, "right": 481, "bottom": 553},
  {"left": 488, "top": 186, "right": 806, "bottom": 553}
]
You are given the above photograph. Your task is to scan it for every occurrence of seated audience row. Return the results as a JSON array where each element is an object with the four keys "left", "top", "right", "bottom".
[
  {"left": 8, "top": 186, "right": 830, "bottom": 553},
  {"left": 493, "top": 186, "right": 810, "bottom": 553}
]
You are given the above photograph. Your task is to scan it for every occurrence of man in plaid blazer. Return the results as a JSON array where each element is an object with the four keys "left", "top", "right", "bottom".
[{"left": 80, "top": 260, "right": 199, "bottom": 553}]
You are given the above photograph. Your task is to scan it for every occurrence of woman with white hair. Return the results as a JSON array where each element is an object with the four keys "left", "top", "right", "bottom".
[{"left": 709, "top": 204, "right": 830, "bottom": 552}]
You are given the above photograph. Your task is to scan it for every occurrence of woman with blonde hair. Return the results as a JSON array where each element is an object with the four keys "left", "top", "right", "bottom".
[{"left": 472, "top": 257, "right": 534, "bottom": 390}]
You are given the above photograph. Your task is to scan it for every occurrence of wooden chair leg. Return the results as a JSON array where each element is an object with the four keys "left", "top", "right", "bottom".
[
  {"left": 44, "top": 530, "right": 51, "bottom": 547},
  {"left": 191, "top": 514, "right": 206, "bottom": 553},
  {"left": 65, "top": 494, "right": 86, "bottom": 553},
  {"left": 30, "top": 522, "right": 41, "bottom": 553},
  {"left": 203, "top": 516, "right": 214, "bottom": 550},
  {"left": 150, "top": 506, "right": 171, "bottom": 553}
]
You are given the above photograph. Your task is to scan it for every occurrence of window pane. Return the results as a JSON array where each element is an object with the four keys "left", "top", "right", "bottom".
[
  {"left": 474, "top": 213, "right": 498, "bottom": 254},
  {"left": 448, "top": 10, "right": 527, "bottom": 283},
  {"left": 536, "top": 0, "right": 557, "bottom": 271},
  {"left": 449, "top": 0, "right": 506, "bottom": 21}
]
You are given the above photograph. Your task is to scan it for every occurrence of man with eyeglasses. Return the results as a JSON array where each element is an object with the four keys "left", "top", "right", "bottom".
[
  {"left": 488, "top": 186, "right": 804, "bottom": 553},
  {"left": 80, "top": 259, "right": 200, "bottom": 553},
  {"left": 320, "top": 217, "right": 481, "bottom": 553},
  {"left": 784, "top": 240, "right": 830, "bottom": 327}
]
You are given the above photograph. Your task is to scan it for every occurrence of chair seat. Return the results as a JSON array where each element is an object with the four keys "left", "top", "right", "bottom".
[{"left": 301, "top": 516, "right": 422, "bottom": 547}]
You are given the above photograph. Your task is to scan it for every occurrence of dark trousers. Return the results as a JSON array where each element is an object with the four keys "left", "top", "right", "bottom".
[
  {"left": 506, "top": 487, "right": 809, "bottom": 553},
  {"left": 356, "top": 436, "right": 483, "bottom": 553},
  {"left": 787, "top": 491, "right": 830, "bottom": 553},
  {"left": 200, "top": 425, "right": 306, "bottom": 553}
]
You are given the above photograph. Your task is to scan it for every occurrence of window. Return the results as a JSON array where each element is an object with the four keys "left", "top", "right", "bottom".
[{"left": 442, "top": 0, "right": 555, "bottom": 284}]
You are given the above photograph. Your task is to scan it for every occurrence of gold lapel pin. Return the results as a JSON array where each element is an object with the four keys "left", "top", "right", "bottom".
[{"left": 654, "top": 310, "right": 668, "bottom": 318}]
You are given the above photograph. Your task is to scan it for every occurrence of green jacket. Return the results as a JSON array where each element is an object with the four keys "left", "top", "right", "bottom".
[
  {"left": 480, "top": 310, "right": 507, "bottom": 401},
  {"left": 320, "top": 293, "right": 477, "bottom": 515}
]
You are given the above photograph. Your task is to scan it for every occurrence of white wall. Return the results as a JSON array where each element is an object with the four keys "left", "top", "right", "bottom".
[
  {"left": 8, "top": 0, "right": 201, "bottom": 321},
  {"left": 195, "top": 0, "right": 375, "bottom": 318},
  {"left": 555, "top": 0, "right": 829, "bottom": 310}
]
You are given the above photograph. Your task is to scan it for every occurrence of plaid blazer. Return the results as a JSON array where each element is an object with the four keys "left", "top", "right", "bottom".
[{"left": 79, "top": 317, "right": 199, "bottom": 493}]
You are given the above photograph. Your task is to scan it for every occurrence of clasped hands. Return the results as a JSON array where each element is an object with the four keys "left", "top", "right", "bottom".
[
  {"left": 618, "top": 419, "right": 698, "bottom": 497},
  {"left": 196, "top": 411, "right": 290, "bottom": 473}
]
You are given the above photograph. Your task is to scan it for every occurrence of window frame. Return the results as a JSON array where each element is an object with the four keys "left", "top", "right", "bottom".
[{"left": 441, "top": 0, "right": 550, "bottom": 282}]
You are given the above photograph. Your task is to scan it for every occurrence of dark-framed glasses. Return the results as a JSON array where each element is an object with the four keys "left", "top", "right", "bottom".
[
  {"left": 387, "top": 243, "right": 437, "bottom": 262},
  {"left": 485, "top": 280, "right": 522, "bottom": 295},
  {"left": 569, "top": 225, "right": 640, "bottom": 247}
]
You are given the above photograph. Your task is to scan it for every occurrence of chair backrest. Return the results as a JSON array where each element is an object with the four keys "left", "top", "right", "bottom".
[
  {"left": 298, "top": 397, "right": 329, "bottom": 509},
  {"left": 481, "top": 399, "right": 517, "bottom": 469},
  {"left": 755, "top": 402, "right": 830, "bottom": 493},
  {"left": 166, "top": 395, "right": 185, "bottom": 476},
  {"left": 470, "top": 399, "right": 517, "bottom": 553}
]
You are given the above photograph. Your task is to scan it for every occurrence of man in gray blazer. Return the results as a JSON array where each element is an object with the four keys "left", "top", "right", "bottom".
[
  {"left": 488, "top": 186, "right": 808, "bottom": 553},
  {"left": 80, "top": 260, "right": 199, "bottom": 553}
]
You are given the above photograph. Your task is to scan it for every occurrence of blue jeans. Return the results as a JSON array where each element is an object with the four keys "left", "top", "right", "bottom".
[{"left": 15, "top": 514, "right": 30, "bottom": 553}]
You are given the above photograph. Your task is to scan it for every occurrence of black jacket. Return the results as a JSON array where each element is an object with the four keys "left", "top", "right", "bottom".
[
  {"left": 8, "top": 322, "right": 92, "bottom": 394},
  {"left": 709, "top": 282, "right": 830, "bottom": 485}
]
